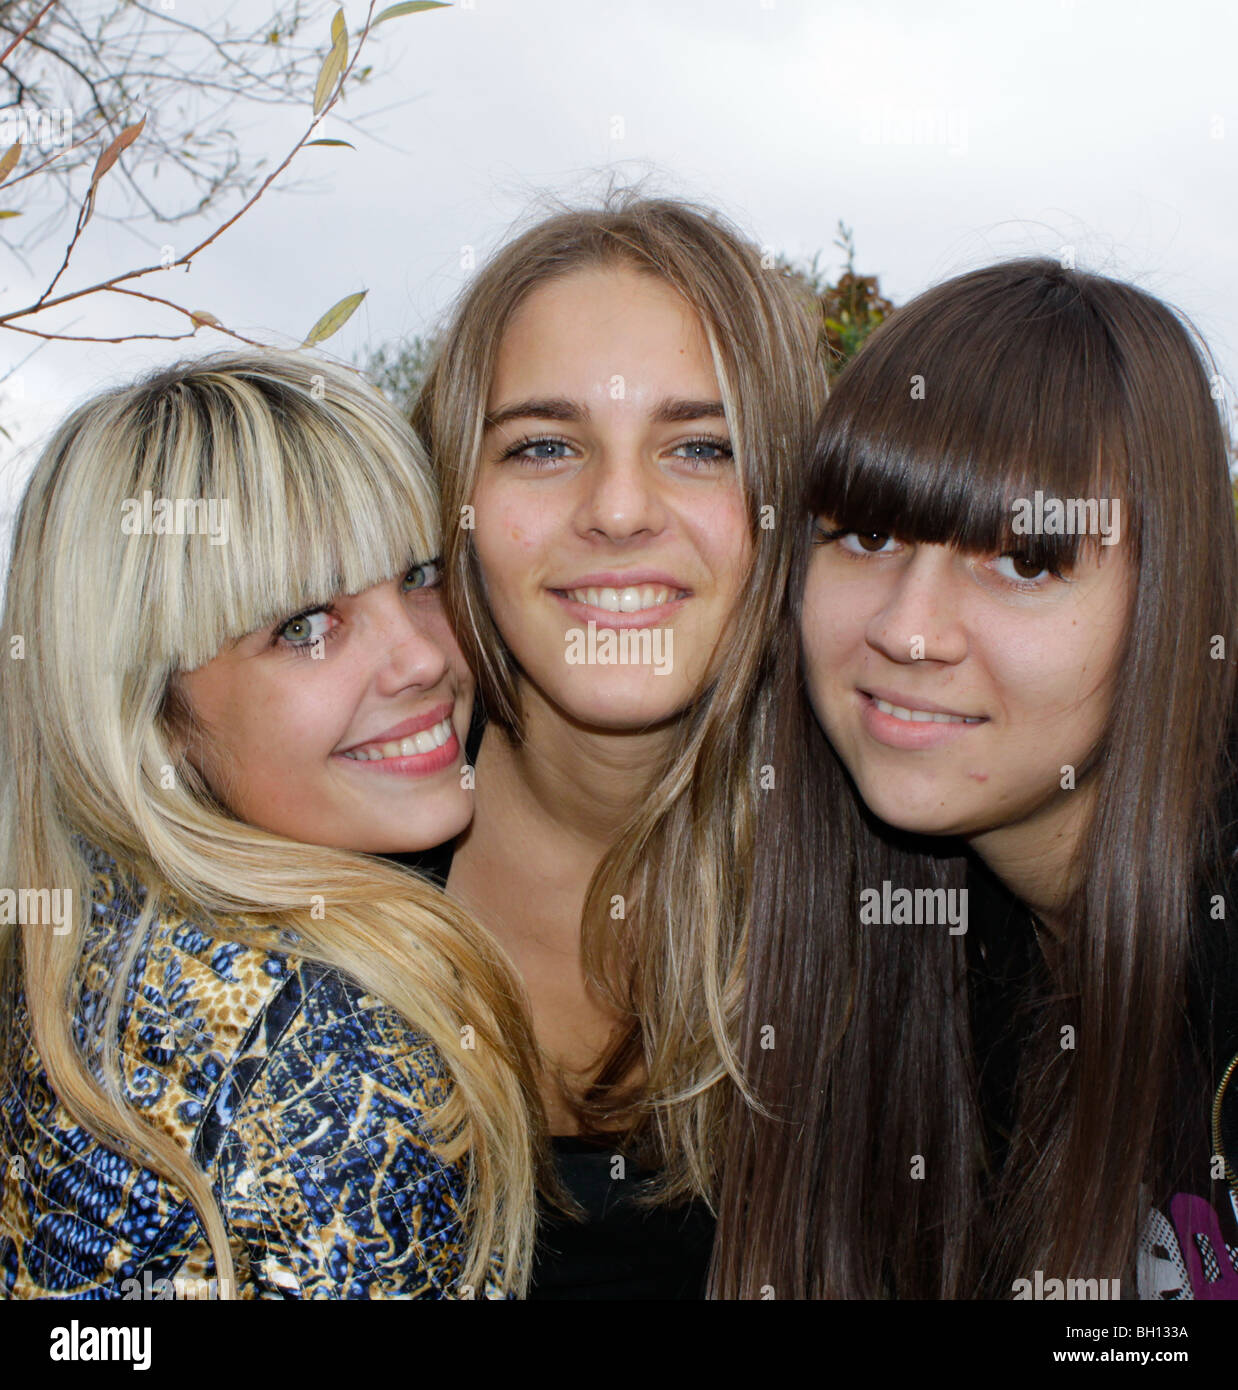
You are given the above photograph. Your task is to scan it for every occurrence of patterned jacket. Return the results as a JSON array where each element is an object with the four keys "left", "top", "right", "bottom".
[{"left": 0, "top": 844, "right": 500, "bottom": 1299}]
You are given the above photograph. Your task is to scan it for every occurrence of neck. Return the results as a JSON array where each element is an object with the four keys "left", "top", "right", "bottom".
[
  {"left": 481, "top": 681, "right": 678, "bottom": 851},
  {"left": 967, "top": 780, "right": 1098, "bottom": 945}
]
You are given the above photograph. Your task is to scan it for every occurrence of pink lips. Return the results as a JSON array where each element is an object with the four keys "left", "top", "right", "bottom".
[
  {"left": 554, "top": 570, "right": 689, "bottom": 591},
  {"left": 550, "top": 570, "right": 690, "bottom": 629},
  {"left": 333, "top": 701, "right": 461, "bottom": 779},
  {"left": 336, "top": 702, "right": 454, "bottom": 755},
  {"left": 335, "top": 729, "right": 461, "bottom": 778},
  {"left": 857, "top": 688, "right": 988, "bottom": 751}
]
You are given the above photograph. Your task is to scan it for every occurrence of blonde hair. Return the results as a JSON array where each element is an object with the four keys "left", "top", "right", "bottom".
[
  {"left": 412, "top": 193, "right": 827, "bottom": 1201},
  {"left": 0, "top": 350, "right": 545, "bottom": 1295}
]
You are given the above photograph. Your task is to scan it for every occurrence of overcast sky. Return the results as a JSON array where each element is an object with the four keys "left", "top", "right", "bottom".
[{"left": 3, "top": 0, "right": 1237, "bottom": 552}]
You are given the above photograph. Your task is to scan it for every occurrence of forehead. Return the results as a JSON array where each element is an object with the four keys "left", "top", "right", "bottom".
[{"left": 488, "top": 265, "right": 717, "bottom": 410}]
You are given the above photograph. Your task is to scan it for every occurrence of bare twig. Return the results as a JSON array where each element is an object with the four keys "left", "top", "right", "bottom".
[
  {"left": 0, "top": 1, "right": 388, "bottom": 350},
  {"left": 0, "top": 0, "right": 59, "bottom": 69}
]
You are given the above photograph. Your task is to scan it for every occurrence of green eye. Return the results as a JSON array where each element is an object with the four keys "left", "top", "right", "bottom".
[
  {"left": 279, "top": 610, "right": 331, "bottom": 645},
  {"left": 403, "top": 559, "right": 442, "bottom": 591}
]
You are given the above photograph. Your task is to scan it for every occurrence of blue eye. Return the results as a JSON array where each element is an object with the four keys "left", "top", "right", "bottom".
[
  {"left": 670, "top": 436, "right": 734, "bottom": 466},
  {"left": 501, "top": 436, "right": 576, "bottom": 465},
  {"left": 403, "top": 560, "right": 441, "bottom": 591}
]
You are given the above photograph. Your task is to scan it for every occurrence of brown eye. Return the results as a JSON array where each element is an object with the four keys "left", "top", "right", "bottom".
[
  {"left": 856, "top": 532, "right": 891, "bottom": 553},
  {"left": 999, "top": 552, "right": 1049, "bottom": 581}
]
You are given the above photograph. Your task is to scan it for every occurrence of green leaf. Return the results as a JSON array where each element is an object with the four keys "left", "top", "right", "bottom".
[
  {"left": 374, "top": 2, "right": 451, "bottom": 25},
  {"left": 302, "top": 290, "right": 367, "bottom": 347},
  {"left": 305, "top": 138, "right": 356, "bottom": 148}
]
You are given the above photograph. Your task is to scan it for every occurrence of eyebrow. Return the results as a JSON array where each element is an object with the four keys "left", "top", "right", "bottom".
[{"left": 483, "top": 396, "right": 728, "bottom": 430}]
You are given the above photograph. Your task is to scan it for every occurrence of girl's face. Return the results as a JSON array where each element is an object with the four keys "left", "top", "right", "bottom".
[
  {"left": 177, "top": 564, "right": 475, "bottom": 853},
  {"left": 471, "top": 265, "right": 752, "bottom": 731},
  {"left": 801, "top": 525, "right": 1133, "bottom": 848}
]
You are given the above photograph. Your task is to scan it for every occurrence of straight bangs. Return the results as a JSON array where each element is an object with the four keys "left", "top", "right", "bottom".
[
  {"left": 807, "top": 259, "right": 1139, "bottom": 573},
  {"left": 47, "top": 354, "right": 441, "bottom": 677}
]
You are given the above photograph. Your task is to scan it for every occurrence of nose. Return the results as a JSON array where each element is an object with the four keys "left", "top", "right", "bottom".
[
  {"left": 574, "top": 446, "right": 669, "bottom": 544},
  {"left": 865, "top": 546, "right": 968, "bottom": 666},
  {"left": 370, "top": 585, "right": 456, "bottom": 697}
]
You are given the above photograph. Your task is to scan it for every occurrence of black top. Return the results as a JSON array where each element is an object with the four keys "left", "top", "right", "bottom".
[
  {"left": 386, "top": 705, "right": 717, "bottom": 1299},
  {"left": 530, "top": 1135, "right": 716, "bottom": 1300}
]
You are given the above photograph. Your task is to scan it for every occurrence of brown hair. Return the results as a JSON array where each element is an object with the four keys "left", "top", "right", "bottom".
[
  {"left": 712, "top": 258, "right": 1238, "bottom": 1296},
  {"left": 412, "top": 192, "right": 826, "bottom": 1196}
]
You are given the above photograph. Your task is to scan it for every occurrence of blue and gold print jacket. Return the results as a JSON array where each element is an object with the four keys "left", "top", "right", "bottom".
[{"left": 0, "top": 844, "right": 499, "bottom": 1299}]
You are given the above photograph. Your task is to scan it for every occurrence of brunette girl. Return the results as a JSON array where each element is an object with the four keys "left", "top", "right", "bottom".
[
  {"left": 715, "top": 258, "right": 1238, "bottom": 1300},
  {"left": 0, "top": 352, "right": 544, "bottom": 1298}
]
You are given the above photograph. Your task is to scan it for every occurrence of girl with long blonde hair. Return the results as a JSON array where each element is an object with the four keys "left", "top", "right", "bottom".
[{"left": 0, "top": 351, "right": 545, "bottom": 1299}]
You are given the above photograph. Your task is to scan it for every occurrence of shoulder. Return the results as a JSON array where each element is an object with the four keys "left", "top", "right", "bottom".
[
  {"left": 215, "top": 966, "right": 488, "bottom": 1298},
  {"left": 3, "top": 846, "right": 494, "bottom": 1299}
]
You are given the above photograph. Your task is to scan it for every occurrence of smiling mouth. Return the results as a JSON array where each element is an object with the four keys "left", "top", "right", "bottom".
[
  {"left": 340, "top": 716, "right": 456, "bottom": 761},
  {"left": 867, "top": 695, "right": 985, "bottom": 726},
  {"left": 556, "top": 584, "right": 689, "bottom": 613}
]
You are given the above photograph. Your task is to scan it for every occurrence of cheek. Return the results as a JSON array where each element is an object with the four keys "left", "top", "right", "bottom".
[
  {"left": 801, "top": 561, "right": 867, "bottom": 689},
  {"left": 986, "top": 620, "right": 1117, "bottom": 734},
  {"left": 214, "top": 676, "right": 349, "bottom": 805},
  {"left": 472, "top": 481, "right": 556, "bottom": 589},
  {"left": 685, "top": 489, "right": 752, "bottom": 595}
]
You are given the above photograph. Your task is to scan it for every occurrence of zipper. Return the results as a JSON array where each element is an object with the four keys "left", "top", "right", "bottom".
[{"left": 1212, "top": 1050, "right": 1238, "bottom": 1200}]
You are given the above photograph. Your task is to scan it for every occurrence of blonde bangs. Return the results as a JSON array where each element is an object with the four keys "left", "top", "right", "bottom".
[{"left": 111, "top": 357, "right": 442, "bottom": 672}]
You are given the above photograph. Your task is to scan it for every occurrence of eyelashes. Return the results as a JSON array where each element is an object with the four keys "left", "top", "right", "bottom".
[
  {"left": 813, "top": 524, "right": 1069, "bottom": 588},
  {"left": 497, "top": 433, "right": 735, "bottom": 468},
  {"left": 270, "top": 560, "right": 443, "bottom": 657},
  {"left": 272, "top": 607, "right": 341, "bottom": 658}
]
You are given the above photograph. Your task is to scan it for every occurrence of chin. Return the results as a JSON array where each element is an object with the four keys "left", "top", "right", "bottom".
[
  {"left": 550, "top": 676, "right": 690, "bottom": 733},
  {"left": 854, "top": 775, "right": 970, "bottom": 840},
  {"left": 340, "top": 789, "right": 473, "bottom": 855}
]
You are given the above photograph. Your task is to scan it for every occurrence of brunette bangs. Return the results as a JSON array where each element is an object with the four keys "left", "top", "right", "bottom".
[{"left": 806, "top": 257, "right": 1137, "bottom": 572}]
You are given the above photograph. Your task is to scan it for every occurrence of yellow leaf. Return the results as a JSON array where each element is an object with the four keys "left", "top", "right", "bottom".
[
  {"left": 313, "top": 11, "right": 349, "bottom": 116},
  {"left": 189, "top": 310, "right": 221, "bottom": 328},
  {"left": 374, "top": 1, "right": 451, "bottom": 23},
  {"left": 0, "top": 209, "right": 22, "bottom": 219},
  {"left": 302, "top": 290, "right": 367, "bottom": 347},
  {"left": 0, "top": 140, "right": 22, "bottom": 184}
]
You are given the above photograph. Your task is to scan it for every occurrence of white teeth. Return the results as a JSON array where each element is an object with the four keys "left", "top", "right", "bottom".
[
  {"left": 872, "top": 697, "right": 982, "bottom": 725},
  {"left": 565, "top": 585, "right": 675, "bottom": 612},
  {"left": 342, "top": 716, "right": 455, "bottom": 761}
]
